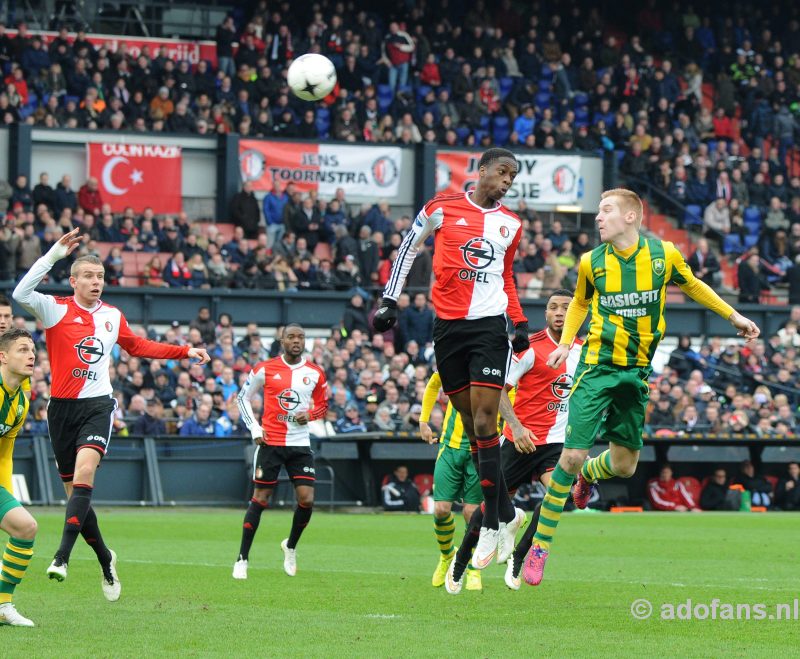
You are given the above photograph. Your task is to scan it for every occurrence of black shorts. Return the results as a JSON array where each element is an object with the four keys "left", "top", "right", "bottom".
[
  {"left": 433, "top": 315, "right": 512, "bottom": 394},
  {"left": 502, "top": 441, "right": 562, "bottom": 493},
  {"left": 252, "top": 445, "right": 315, "bottom": 487},
  {"left": 47, "top": 396, "right": 118, "bottom": 482}
]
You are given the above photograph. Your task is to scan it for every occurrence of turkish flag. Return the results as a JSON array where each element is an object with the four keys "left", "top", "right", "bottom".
[{"left": 87, "top": 142, "right": 183, "bottom": 213}]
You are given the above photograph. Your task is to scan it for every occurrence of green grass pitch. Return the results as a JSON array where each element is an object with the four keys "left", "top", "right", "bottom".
[{"left": 3, "top": 509, "right": 798, "bottom": 657}]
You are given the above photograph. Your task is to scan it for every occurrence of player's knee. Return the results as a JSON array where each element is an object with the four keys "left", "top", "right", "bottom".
[
  {"left": 613, "top": 462, "right": 637, "bottom": 478},
  {"left": 559, "top": 450, "right": 585, "bottom": 474},
  {"left": 433, "top": 501, "right": 451, "bottom": 518},
  {"left": 471, "top": 410, "right": 496, "bottom": 437},
  {"left": 252, "top": 489, "right": 270, "bottom": 505},
  {"left": 15, "top": 516, "right": 37, "bottom": 540},
  {"left": 298, "top": 492, "right": 314, "bottom": 507},
  {"left": 74, "top": 463, "right": 97, "bottom": 483}
]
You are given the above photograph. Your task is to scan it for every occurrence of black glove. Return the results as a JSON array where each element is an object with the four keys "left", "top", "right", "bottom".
[
  {"left": 511, "top": 322, "right": 530, "bottom": 353},
  {"left": 373, "top": 297, "right": 398, "bottom": 332}
]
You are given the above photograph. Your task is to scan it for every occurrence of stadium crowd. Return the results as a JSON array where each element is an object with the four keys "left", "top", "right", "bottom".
[{"left": 1, "top": 1, "right": 800, "bottom": 513}]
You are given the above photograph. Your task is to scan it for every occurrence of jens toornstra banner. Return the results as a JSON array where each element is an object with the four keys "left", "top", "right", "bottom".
[{"left": 239, "top": 139, "right": 402, "bottom": 197}]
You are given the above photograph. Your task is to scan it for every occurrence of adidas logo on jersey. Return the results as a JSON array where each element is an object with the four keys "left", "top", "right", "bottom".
[
  {"left": 456, "top": 218, "right": 467, "bottom": 225},
  {"left": 273, "top": 373, "right": 282, "bottom": 379},
  {"left": 73, "top": 317, "right": 83, "bottom": 323}
]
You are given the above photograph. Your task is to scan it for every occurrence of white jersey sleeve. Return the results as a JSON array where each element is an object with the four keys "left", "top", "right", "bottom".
[
  {"left": 506, "top": 347, "right": 535, "bottom": 387},
  {"left": 382, "top": 206, "right": 443, "bottom": 300},
  {"left": 237, "top": 366, "right": 266, "bottom": 440},
  {"left": 12, "top": 255, "right": 68, "bottom": 328}
]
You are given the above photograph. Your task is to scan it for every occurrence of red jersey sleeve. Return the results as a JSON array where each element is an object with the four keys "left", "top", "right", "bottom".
[
  {"left": 503, "top": 224, "right": 527, "bottom": 325},
  {"left": 116, "top": 313, "right": 190, "bottom": 360},
  {"left": 309, "top": 369, "right": 329, "bottom": 420}
]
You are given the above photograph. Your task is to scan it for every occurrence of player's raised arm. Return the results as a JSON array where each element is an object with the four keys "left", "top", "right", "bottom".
[
  {"left": 666, "top": 242, "right": 761, "bottom": 341},
  {"left": 373, "top": 205, "right": 443, "bottom": 332},
  {"left": 12, "top": 228, "right": 82, "bottom": 328}
]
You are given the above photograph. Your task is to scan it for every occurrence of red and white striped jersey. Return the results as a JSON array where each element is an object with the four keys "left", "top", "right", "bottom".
[
  {"left": 503, "top": 329, "right": 583, "bottom": 446},
  {"left": 383, "top": 191, "right": 526, "bottom": 323},
  {"left": 237, "top": 356, "right": 328, "bottom": 447},
  {"left": 13, "top": 256, "right": 189, "bottom": 399}
]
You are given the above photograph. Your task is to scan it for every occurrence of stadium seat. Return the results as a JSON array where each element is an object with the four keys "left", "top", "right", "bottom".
[
  {"left": 377, "top": 84, "right": 393, "bottom": 113},
  {"left": 498, "top": 76, "right": 514, "bottom": 100},
  {"left": 479, "top": 115, "right": 491, "bottom": 130},
  {"left": 535, "top": 91, "right": 552, "bottom": 108},
  {"left": 492, "top": 116, "right": 510, "bottom": 145},
  {"left": 413, "top": 473, "right": 433, "bottom": 497},
  {"left": 214, "top": 223, "right": 236, "bottom": 243},
  {"left": 455, "top": 125, "right": 470, "bottom": 143},
  {"left": 743, "top": 206, "right": 761, "bottom": 225},
  {"left": 537, "top": 78, "right": 552, "bottom": 92},
  {"left": 473, "top": 129, "right": 488, "bottom": 143},
  {"left": 540, "top": 63, "right": 553, "bottom": 80},
  {"left": 723, "top": 233, "right": 744, "bottom": 254},
  {"left": 743, "top": 234, "right": 759, "bottom": 249},
  {"left": 765, "top": 475, "right": 778, "bottom": 495},
  {"left": 121, "top": 252, "right": 139, "bottom": 276},
  {"left": 573, "top": 92, "right": 589, "bottom": 107},
  {"left": 683, "top": 205, "right": 703, "bottom": 228},
  {"left": 416, "top": 84, "right": 431, "bottom": 102},
  {"left": 574, "top": 107, "right": 589, "bottom": 124}
]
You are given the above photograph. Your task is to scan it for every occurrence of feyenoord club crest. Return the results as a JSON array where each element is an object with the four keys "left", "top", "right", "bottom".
[
  {"left": 303, "top": 376, "right": 311, "bottom": 385},
  {"left": 105, "top": 321, "right": 113, "bottom": 332},
  {"left": 499, "top": 225, "right": 509, "bottom": 238}
]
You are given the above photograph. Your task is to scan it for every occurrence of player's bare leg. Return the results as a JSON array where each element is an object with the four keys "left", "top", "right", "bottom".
[
  {"left": 0, "top": 507, "right": 37, "bottom": 626},
  {"left": 281, "top": 484, "right": 314, "bottom": 577},
  {"left": 234, "top": 486, "right": 271, "bottom": 579}
]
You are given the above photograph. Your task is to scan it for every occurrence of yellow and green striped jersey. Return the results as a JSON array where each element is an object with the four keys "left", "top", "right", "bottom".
[
  {"left": 420, "top": 371, "right": 511, "bottom": 450},
  {"left": 570, "top": 237, "right": 733, "bottom": 368},
  {"left": 0, "top": 374, "right": 30, "bottom": 492}
]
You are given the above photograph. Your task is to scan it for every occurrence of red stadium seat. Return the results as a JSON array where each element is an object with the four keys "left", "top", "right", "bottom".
[
  {"left": 765, "top": 475, "right": 778, "bottom": 495},
  {"left": 121, "top": 252, "right": 139, "bottom": 276},
  {"left": 414, "top": 473, "right": 434, "bottom": 497}
]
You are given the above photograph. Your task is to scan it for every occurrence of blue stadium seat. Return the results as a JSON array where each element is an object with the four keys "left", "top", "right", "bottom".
[
  {"left": 723, "top": 234, "right": 744, "bottom": 255},
  {"left": 573, "top": 92, "right": 589, "bottom": 107},
  {"left": 743, "top": 234, "right": 759, "bottom": 249},
  {"left": 63, "top": 95, "right": 80, "bottom": 106},
  {"left": 535, "top": 92, "right": 551, "bottom": 108},
  {"left": 574, "top": 107, "right": 589, "bottom": 123},
  {"left": 684, "top": 204, "right": 703, "bottom": 228},
  {"left": 537, "top": 78, "right": 551, "bottom": 92},
  {"left": 479, "top": 115, "right": 491, "bottom": 130},
  {"left": 473, "top": 129, "right": 488, "bottom": 143},
  {"left": 416, "top": 84, "right": 432, "bottom": 102},
  {"left": 493, "top": 116, "right": 510, "bottom": 145},
  {"left": 455, "top": 126, "right": 470, "bottom": 143},
  {"left": 743, "top": 207, "right": 761, "bottom": 224},
  {"left": 377, "top": 85, "right": 393, "bottom": 113},
  {"left": 540, "top": 64, "right": 553, "bottom": 80},
  {"left": 498, "top": 77, "right": 514, "bottom": 100}
]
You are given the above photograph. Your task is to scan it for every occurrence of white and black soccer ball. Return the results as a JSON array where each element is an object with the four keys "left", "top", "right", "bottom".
[{"left": 287, "top": 53, "right": 337, "bottom": 101}]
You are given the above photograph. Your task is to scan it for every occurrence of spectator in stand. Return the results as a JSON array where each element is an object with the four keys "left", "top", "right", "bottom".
[
  {"left": 687, "top": 237, "right": 721, "bottom": 287},
  {"left": 131, "top": 398, "right": 167, "bottom": 436},
  {"left": 398, "top": 292, "right": 434, "bottom": 348},
  {"left": 53, "top": 174, "right": 75, "bottom": 216},
  {"left": 737, "top": 250, "right": 768, "bottom": 304},
  {"left": 702, "top": 197, "right": 730, "bottom": 247},
  {"left": 733, "top": 460, "right": 773, "bottom": 509},
  {"left": 700, "top": 468, "right": 741, "bottom": 511},
  {"left": 335, "top": 402, "right": 368, "bottom": 434},
  {"left": 262, "top": 183, "right": 287, "bottom": 249},
  {"left": 775, "top": 462, "right": 800, "bottom": 511},
  {"left": 647, "top": 464, "right": 701, "bottom": 512},
  {"left": 382, "top": 465, "right": 420, "bottom": 512},
  {"left": 9, "top": 175, "right": 32, "bottom": 212},
  {"left": 77, "top": 176, "right": 103, "bottom": 215},
  {"left": 179, "top": 402, "right": 216, "bottom": 436},
  {"left": 229, "top": 180, "right": 261, "bottom": 239},
  {"left": 383, "top": 22, "right": 415, "bottom": 92},
  {"left": 163, "top": 251, "right": 192, "bottom": 288}
]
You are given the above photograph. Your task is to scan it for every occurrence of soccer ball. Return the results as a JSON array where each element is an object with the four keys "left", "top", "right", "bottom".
[{"left": 287, "top": 54, "right": 337, "bottom": 101}]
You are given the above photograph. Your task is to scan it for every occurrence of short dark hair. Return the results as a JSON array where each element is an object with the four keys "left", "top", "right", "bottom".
[
  {"left": 0, "top": 328, "right": 33, "bottom": 351},
  {"left": 284, "top": 322, "right": 305, "bottom": 334},
  {"left": 547, "top": 288, "right": 574, "bottom": 302},
  {"left": 479, "top": 148, "right": 516, "bottom": 169},
  {"left": 0, "top": 294, "right": 11, "bottom": 308}
]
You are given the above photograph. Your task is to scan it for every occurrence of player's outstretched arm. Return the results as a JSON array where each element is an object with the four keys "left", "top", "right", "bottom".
[
  {"left": 13, "top": 228, "right": 82, "bottom": 326},
  {"left": 186, "top": 347, "right": 211, "bottom": 364}
]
